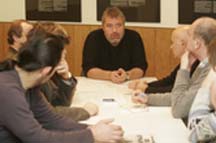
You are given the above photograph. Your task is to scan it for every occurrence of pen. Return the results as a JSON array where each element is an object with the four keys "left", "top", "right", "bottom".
[
  {"left": 137, "top": 92, "right": 147, "bottom": 98},
  {"left": 102, "top": 98, "right": 115, "bottom": 102}
]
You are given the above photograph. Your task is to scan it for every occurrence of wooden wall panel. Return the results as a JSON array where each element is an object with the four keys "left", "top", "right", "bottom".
[
  {"left": 62, "top": 24, "right": 101, "bottom": 75},
  {"left": 0, "top": 23, "right": 4, "bottom": 60},
  {"left": 130, "top": 27, "right": 156, "bottom": 77},
  {"left": 0, "top": 22, "right": 175, "bottom": 79},
  {"left": 155, "top": 28, "right": 178, "bottom": 78},
  {"left": 61, "top": 25, "right": 76, "bottom": 74},
  {"left": 0, "top": 23, "right": 10, "bottom": 60}
]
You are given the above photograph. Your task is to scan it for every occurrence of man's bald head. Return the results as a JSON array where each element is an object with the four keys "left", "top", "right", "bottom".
[
  {"left": 171, "top": 26, "right": 190, "bottom": 58},
  {"left": 192, "top": 17, "right": 216, "bottom": 45}
]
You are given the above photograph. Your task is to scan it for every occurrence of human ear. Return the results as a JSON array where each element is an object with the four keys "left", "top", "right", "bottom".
[
  {"left": 41, "top": 66, "right": 52, "bottom": 76},
  {"left": 193, "top": 39, "right": 200, "bottom": 50},
  {"left": 13, "top": 35, "right": 19, "bottom": 42}
]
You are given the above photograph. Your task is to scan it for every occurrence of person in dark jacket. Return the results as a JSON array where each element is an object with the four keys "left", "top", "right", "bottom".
[{"left": 129, "top": 26, "right": 199, "bottom": 94}]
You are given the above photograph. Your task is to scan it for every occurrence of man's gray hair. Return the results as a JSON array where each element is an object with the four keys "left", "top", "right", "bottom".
[
  {"left": 101, "top": 7, "right": 125, "bottom": 25},
  {"left": 194, "top": 17, "right": 216, "bottom": 45}
]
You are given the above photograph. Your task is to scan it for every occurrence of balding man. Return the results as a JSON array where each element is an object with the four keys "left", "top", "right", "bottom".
[
  {"left": 132, "top": 17, "right": 216, "bottom": 120},
  {"left": 187, "top": 18, "right": 216, "bottom": 143},
  {"left": 129, "top": 26, "right": 199, "bottom": 94}
]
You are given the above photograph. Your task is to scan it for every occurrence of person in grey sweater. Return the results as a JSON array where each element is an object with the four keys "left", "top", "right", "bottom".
[
  {"left": 132, "top": 17, "right": 216, "bottom": 121},
  {"left": 0, "top": 28, "right": 123, "bottom": 143}
]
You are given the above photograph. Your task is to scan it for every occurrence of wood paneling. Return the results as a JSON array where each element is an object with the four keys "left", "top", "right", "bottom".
[
  {"left": 0, "top": 22, "right": 10, "bottom": 60},
  {"left": 0, "top": 23, "right": 4, "bottom": 60},
  {"left": 131, "top": 27, "right": 156, "bottom": 77},
  {"left": 0, "top": 22, "right": 177, "bottom": 79},
  {"left": 155, "top": 28, "right": 179, "bottom": 78}
]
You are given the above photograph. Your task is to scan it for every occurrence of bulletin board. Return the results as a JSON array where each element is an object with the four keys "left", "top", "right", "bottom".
[
  {"left": 97, "top": 0, "right": 160, "bottom": 22},
  {"left": 26, "top": 0, "right": 81, "bottom": 22},
  {"left": 179, "top": 0, "right": 216, "bottom": 24}
]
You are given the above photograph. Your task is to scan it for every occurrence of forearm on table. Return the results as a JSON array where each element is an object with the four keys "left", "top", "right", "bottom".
[
  {"left": 51, "top": 76, "right": 76, "bottom": 106},
  {"left": 147, "top": 92, "right": 172, "bottom": 106},
  {"left": 54, "top": 106, "right": 90, "bottom": 122},
  {"left": 127, "top": 67, "right": 144, "bottom": 80},
  {"left": 87, "top": 68, "right": 111, "bottom": 80}
]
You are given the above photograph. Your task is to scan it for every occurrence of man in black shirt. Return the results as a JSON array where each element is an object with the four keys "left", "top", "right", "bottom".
[{"left": 82, "top": 7, "right": 148, "bottom": 83}]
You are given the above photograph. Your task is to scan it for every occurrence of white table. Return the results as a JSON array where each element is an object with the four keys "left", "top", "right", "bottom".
[{"left": 72, "top": 77, "right": 190, "bottom": 143}]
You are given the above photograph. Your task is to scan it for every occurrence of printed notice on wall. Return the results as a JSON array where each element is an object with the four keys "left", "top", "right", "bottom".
[
  {"left": 194, "top": 0, "right": 212, "bottom": 13},
  {"left": 38, "top": 0, "right": 67, "bottom": 12},
  {"left": 53, "top": 0, "right": 67, "bottom": 12},
  {"left": 179, "top": 0, "right": 216, "bottom": 24},
  {"left": 27, "top": 0, "right": 81, "bottom": 22},
  {"left": 111, "top": 0, "right": 128, "bottom": 7},
  {"left": 38, "top": 0, "right": 53, "bottom": 12},
  {"left": 97, "top": 0, "right": 160, "bottom": 22},
  {"left": 111, "top": 0, "right": 146, "bottom": 7},
  {"left": 129, "top": 0, "right": 146, "bottom": 7}
]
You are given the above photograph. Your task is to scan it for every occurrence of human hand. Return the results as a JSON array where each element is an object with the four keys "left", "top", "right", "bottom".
[
  {"left": 56, "top": 50, "right": 71, "bottom": 79},
  {"left": 131, "top": 89, "right": 148, "bottom": 104},
  {"left": 128, "top": 80, "right": 139, "bottom": 89},
  {"left": 89, "top": 119, "right": 124, "bottom": 143},
  {"left": 128, "top": 80, "right": 148, "bottom": 92},
  {"left": 83, "top": 102, "right": 99, "bottom": 116},
  {"left": 188, "top": 52, "right": 197, "bottom": 69},
  {"left": 110, "top": 70, "right": 125, "bottom": 83},
  {"left": 56, "top": 58, "right": 71, "bottom": 79},
  {"left": 180, "top": 51, "right": 190, "bottom": 70},
  {"left": 180, "top": 51, "right": 197, "bottom": 71},
  {"left": 117, "top": 68, "right": 127, "bottom": 81}
]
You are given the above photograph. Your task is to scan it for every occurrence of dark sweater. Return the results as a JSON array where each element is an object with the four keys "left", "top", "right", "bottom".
[
  {"left": 145, "top": 60, "right": 200, "bottom": 93},
  {"left": 82, "top": 29, "right": 148, "bottom": 75},
  {"left": 0, "top": 70, "right": 94, "bottom": 143},
  {"left": 40, "top": 74, "right": 90, "bottom": 121},
  {"left": 5, "top": 48, "right": 90, "bottom": 121}
]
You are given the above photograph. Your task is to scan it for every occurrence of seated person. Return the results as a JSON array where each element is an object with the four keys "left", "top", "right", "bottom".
[
  {"left": 6, "top": 20, "right": 98, "bottom": 121},
  {"left": 0, "top": 29, "right": 123, "bottom": 143},
  {"left": 82, "top": 7, "right": 148, "bottom": 83},
  {"left": 188, "top": 38, "right": 216, "bottom": 143},
  {"left": 131, "top": 17, "right": 215, "bottom": 120},
  {"left": 7, "top": 19, "right": 33, "bottom": 59},
  {"left": 128, "top": 26, "right": 199, "bottom": 94}
]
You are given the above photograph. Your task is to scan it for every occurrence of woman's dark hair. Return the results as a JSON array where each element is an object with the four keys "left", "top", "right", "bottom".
[{"left": 16, "top": 30, "right": 64, "bottom": 72}]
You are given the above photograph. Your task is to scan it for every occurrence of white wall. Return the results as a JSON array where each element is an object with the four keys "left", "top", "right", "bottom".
[
  {"left": 0, "top": 0, "right": 25, "bottom": 22},
  {"left": 0, "top": 0, "right": 179, "bottom": 28}
]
